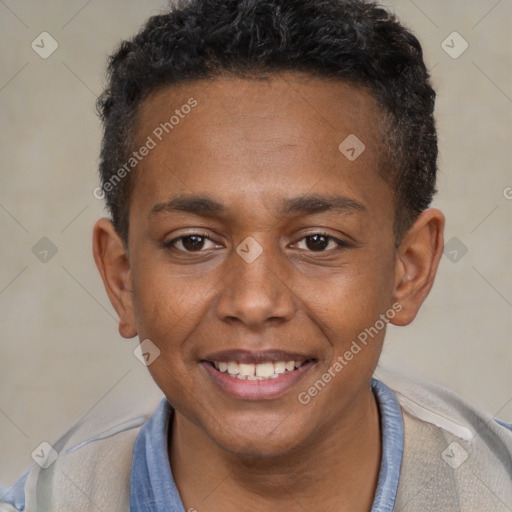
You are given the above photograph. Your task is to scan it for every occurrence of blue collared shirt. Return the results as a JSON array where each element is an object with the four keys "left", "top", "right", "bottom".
[{"left": 130, "top": 379, "right": 405, "bottom": 512}]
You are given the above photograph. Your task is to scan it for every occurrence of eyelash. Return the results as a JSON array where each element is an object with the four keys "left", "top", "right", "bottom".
[{"left": 163, "top": 231, "right": 349, "bottom": 253}]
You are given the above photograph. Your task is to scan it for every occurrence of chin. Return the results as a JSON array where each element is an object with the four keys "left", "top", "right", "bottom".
[{"left": 206, "top": 410, "right": 311, "bottom": 459}]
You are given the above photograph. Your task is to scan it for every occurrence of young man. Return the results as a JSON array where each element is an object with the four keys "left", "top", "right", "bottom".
[{"left": 2, "top": 0, "right": 511, "bottom": 510}]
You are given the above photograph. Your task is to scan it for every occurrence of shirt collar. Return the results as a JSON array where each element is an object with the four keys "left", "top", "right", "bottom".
[{"left": 130, "top": 378, "right": 404, "bottom": 512}]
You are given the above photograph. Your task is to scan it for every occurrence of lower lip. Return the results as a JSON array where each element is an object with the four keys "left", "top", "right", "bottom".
[{"left": 201, "top": 361, "right": 314, "bottom": 401}]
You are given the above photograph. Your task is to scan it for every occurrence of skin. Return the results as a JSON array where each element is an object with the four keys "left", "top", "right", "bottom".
[{"left": 93, "top": 72, "right": 444, "bottom": 511}]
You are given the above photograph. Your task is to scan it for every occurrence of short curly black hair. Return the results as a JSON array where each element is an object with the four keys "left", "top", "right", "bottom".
[{"left": 97, "top": 0, "right": 437, "bottom": 246}]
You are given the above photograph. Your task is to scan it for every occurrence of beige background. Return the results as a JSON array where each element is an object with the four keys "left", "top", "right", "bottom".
[{"left": 1, "top": 0, "right": 511, "bottom": 487}]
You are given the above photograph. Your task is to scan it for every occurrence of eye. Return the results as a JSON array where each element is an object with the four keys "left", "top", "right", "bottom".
[
  {"left": 164, "top": 233, "right": 221, "bottom": 252},
  {"left": 163, "top": 231, "right": 349, "bottom": 254},
  {"left": 295, "top": 233, "right": 348, "bottom": 252}
]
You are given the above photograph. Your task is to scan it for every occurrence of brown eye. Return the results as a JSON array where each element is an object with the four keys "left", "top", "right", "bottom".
[
  {"left": 304, "top": 234, "right": 330, "bottom": 251},
  {"left": 180, "top": 235, "right": 206, "bottom": 251},
  {"left": 296, "top": 233, "right": 347, "bottom": 252},
  {"left": 164, "top": 233, "right": 220, "bottom": 252}
]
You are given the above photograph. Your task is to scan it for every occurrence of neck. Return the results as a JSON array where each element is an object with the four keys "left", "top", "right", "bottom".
[{"left": 169, "top": 387, "right": 381, "bottom": 512}]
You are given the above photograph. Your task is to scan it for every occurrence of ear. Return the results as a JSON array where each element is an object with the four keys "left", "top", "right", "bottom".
[
  {"left": 390, "top": 208, "right": 445, "bottom": 326},
  {"left": 92, "top": 218, "right": 137, "bottom": 338}
]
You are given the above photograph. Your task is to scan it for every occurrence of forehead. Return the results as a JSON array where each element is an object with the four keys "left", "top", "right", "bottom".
[
  {"left": 137, "top": 72, "right": 384, "bottom": 147},
  {"left": 130, "top": 72, "right": 391, "bottom": 224}
]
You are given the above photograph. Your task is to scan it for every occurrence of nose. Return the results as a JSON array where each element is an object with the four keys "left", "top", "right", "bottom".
[{"left": 214, "top": 240, "right": 296, "bottom": 330}]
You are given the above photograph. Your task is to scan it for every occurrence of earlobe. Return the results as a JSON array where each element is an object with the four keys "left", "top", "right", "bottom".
[
  {"left": 92, "top": 218, "right": 138, "bottom": 338},
  {"left": 390, "top": 208, "right": 445, "bottom": 326}
]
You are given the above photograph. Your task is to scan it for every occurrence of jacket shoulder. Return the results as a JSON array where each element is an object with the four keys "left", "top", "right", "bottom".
[
  {"left": 3, "top": 374, "right": 163, "bottom": 512},
  {"left": 376, "top": 364, "right": 512, "bottom": 511}
]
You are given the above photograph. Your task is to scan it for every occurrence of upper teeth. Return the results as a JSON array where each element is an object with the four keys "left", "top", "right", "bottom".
[{"left": 214, "top": 360, "right": 304, "bottom": 380}]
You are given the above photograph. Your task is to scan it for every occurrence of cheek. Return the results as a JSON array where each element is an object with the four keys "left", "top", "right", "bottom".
[
  {"left": 303, "top": 253, "right": 395, "bottom": 357},
  {"left": 131, "top": 257, "right": 204, "bottom": 333},
  {"left": 316, "top": 253, "right": 394, "bottom": 315},
  {"left": 130, "top": 263, "right": 205, "bottom": 401}
]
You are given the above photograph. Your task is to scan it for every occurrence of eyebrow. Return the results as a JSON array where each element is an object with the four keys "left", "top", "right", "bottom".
[{"left": 150, "top": 193, "right": 366, "bottom": 218}]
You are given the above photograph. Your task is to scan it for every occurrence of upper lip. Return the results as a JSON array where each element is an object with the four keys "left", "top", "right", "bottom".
[{"left": 201, "top": 349, "right": 315, "bottom": 365}]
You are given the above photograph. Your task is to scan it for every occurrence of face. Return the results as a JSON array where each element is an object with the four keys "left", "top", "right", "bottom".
[{"left": 94, "top": 72, "right": 443, "bottom": 458}]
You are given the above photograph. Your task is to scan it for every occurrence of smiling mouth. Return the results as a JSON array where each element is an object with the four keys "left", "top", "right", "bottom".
[{"left": 204, "top": 359, "right": 315, "bottom": 380}]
